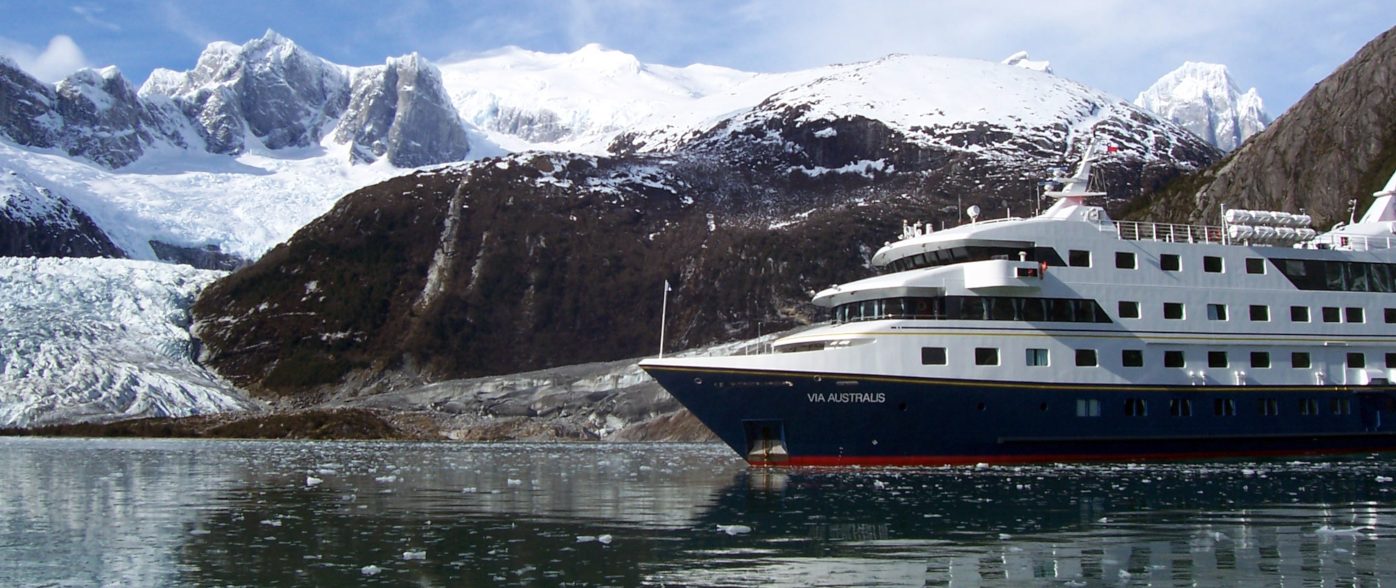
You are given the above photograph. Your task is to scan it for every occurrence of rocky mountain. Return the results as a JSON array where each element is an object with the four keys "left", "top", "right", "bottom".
[
  {"left": 190, "top": 53, "right": 1218, "bottom": 399},
  {"left": 1135, "top": 62, "right": 1271, "bottom": 152},
  {"left": 0, "top": 167, "right": 123, "bottom": 257},
  {"left": 334, "top": 53, "right": 469, "bottom": 166},
  {"left": 1130, "top": 26, "right": 1396, "bottom": 227}
]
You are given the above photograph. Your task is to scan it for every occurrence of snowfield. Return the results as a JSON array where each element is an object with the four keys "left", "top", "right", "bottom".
[{"left": 0, "top": 257, "right": 259, "bottom": 427}]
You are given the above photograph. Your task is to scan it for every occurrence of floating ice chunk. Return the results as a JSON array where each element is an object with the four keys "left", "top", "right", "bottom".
[
  {"left": 306, "top": 476, "right": 323, "bottom": 487},
  {"left": 1377, "top": 476, "right": 1393, "bottom": 483},
  {"left": 402, "top": 550, "right": 426, "bottom": 560},
  {"left": 189, "top": 528, "right": 211, "bottom": 536},
  {"left": 576, "top": 535, "right": 596, "bottom": 543},
  {"left": 717, "top": 524, "right": 752, "bottom": 535},
  {"left": 975, "top": 463, "right": 989, "bottom": 469},
  {"left": 361, "top": 564, "right": 382, "bottom": 576},
  {"left": 462, "top": 487, "right": 477, "bottom": 493},
  {"left": 872, "top": 479, "right": 886, "bottom": 489},
  {"left": 597, "top": 534, "right": 613, "bottom": 545},
  {"left": 261, "top": 519, "right": 282, "bottom": 527},
  {"left": 998, "top": 533, "right": 1012, "bottom": 540},
  {"left": 375, "top": 475, "right": 398, "bottom": 483},
  {"left": 507, "top": 478, "right": 523, "bottom": 486},
  {"left": 1315, "top": 525, "right": 1366, "bottom": 536}
]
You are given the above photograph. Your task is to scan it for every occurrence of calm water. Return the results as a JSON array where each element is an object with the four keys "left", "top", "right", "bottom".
[{"left": 4, "top": 438, "right": 1396, "bottom": 587}]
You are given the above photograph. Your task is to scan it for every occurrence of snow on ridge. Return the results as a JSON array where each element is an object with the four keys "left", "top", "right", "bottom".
[
  {"left": 0, "top": 257, "right": 259, "bottom": 428},
  {"left": 1134, "top": 61, "right": 1270, "bottom": 152}
]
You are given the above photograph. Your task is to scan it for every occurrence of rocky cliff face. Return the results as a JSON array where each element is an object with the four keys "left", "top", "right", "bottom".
[
  {"left": 1131, "top": 26, "right": 1396, "bottom": 227},
  {"left": 334, "top": 54, "right": 470, "bottom": 167}
]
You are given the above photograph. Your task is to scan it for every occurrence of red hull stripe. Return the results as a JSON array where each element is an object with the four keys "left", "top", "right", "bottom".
[{"left": 762, "top": 446, "right": 1396, "bottom": 467}]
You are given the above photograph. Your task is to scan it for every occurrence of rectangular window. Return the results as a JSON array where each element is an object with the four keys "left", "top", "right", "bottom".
[
  {"left": 1260, "top": 398, "right": 1279, "bottom": 416},
  {"left": 1292, "top": 352, "right": 1311, "bottom": 369},
  {"left": 1346, "top": 307, "right": 1365, "bottom": 323},
  {"left": 1164, "top": 302, "right": 1185, "bottom": 320},
  {"left": 1245, "top": 258, "right": 1266, "bottom": 274},
  {"left": 1076, "top": 349, "right": 1098, "bottom": 367},
  {"left": 1322, "top": 306, "right": 1341, "bottom": 323},
  {"left": 1331, "top": 398, "right": 1351, "bottom": 415},
  {"left": 921, "top": 347, "right": 947, "bottom": 365},
  {"left": 1387, "top": 352, "right": 1396, "bottom": 369},
  {"left": 1249, "top": 305, "right": 1269, "bottom": 321},
  {"left": 1118, "top": 300, "right": 1140, "bottom": 319},
  {"left": 1068, "top": 250, "right": 1091, "bottom": 267},
  {"left": 1116, "top": 251, "right": 1136, "bottom": 269},
  {"left": 975, "top": 347, "right": 999, "bottom": 366},
  {"left": 1164, "top": 350, "right": 1185, "bottom": 368},
  {"left": 1387, "top": 308, "right": 1396, "bottom": 324},
  {"left": 1161, "top": 253, "right": 1181, "bottom": 271},
  {"left": 1214, "top": 398, "right": 1236, "bottom": 416},
  {"left": 1124, "top": 398, "right": 1148, "bottom": 417},
  {"left": 1207, "top": 304, "right": 1228, "bottom": 321},
  {"left": 1076, "top": 399, "right": 1101, "bottom": 417},
  {"left": 1169, "top": 398, "right": 1193, "bottom": 417},
  {"left": 1208, "top": 351, "right": 1228, "bottom": 368},
  {"left": 1347, "top": 352, "right": 1365, "bottom": 369},
  {"left": 1204, "top": 256, "right": 1224, "bottom": 273},
  {"left": 1025, "top": 348, "right": 1049, "bottom": 367},
  {"left": 1299, "top": 398, "right": 1319, "bottom": 416},
  {"left": 1291, "top": 306, "right": 1310, "bottom": 322},
  {"left": 1122, "top": 349, "right": 1144, "bottom": 367},
  {"left": 1251, "top": 351, "right": 1271, "bottom": 368}
]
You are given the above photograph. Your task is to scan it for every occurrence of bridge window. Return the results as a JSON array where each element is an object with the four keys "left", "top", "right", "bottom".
[
  {"left": 1203, "top": 256, "right": 1224, "bottom": 273},
  {"left": 1251, "top": 351, "right": 1271, "bottom": 368},
  {"left": 1069, "top": 250, "right": 1091, "bottom": 267},
  {"left": 1076, "top": 349, "right": 1098, "bottom": 367},
  {"left": 1249, "top": 305, "right": 1269, "bottom": 321},
  {"left": 1274, "top": 258, "right": 1396, "bottom": 292},
  {"left": 921, "top": 347, "right": 947, "bottom": 365},
  {"left": 1164, "top": 350, "right": 1185, "bottom": 368},
  {"left": 833, "top": 295, "right": 1111, "bottom": 324},
  {"left": 1291, "top": 306, "right": 1310, "bottom": 322},
  {"left": 1245, "top": 258, "right": 1266, "bottom": 274},
  {"left": 1122, "top": 349, "right": 1144, "bottom": 367},
  {"left": 1118, "top": 300, "right": 1139, "bottom": 319}
]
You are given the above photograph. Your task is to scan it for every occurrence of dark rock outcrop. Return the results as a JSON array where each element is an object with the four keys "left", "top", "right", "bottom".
[
  {"left": 334, "top": 53, "right": 470, "bottom": 167},
  {"left": 1131, "top": 25, "right": 1396, "bottom": 228},
  {"left": 0, "top": 170, "right": 124, "bottom": 258}
]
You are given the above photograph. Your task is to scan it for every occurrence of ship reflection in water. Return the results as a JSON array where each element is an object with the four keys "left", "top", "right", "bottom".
[{"left": 3, "top": 438, "right": 1395, "bottom": 586}]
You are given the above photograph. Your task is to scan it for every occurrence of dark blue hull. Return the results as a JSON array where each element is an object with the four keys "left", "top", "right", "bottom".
[{"left": 642, "top": 365, "right": 1396, "bottom": 466}]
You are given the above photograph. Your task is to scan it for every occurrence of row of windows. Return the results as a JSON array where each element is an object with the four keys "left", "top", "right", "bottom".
[
  {"left": 1117, "top": 301, "right": 1393, "bottom": 324},
  {"left": 834, "top": 296, "right": 1111, "bottom": 324},
  {"left": 923, "top": 346, "right": 1396, "bottom": 370},
  {"left": 1076, "top": 397, "right": 1352, "bottom": 418},
  {"left": 884, "top": 246, "right": 1065, "bottom": 273},
  {"left": 1080, "top": 248, "right": 1396, "bottom": 294}
]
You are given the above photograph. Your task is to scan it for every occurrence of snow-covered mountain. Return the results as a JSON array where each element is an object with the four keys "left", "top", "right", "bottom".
[
  {"left": 0, "top": 257, "right": 258, "bottom": 427},
  {"left": 1134, "top": 62, "right": 1270, "bottom": 152}
]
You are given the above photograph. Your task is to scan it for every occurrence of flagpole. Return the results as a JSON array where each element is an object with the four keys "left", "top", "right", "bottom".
[{"left": 659, "top": 280, "right": 669, "bottom": 358}]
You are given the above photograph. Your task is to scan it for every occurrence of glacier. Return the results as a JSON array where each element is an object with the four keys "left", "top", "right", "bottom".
[{"left": 0, "top": 257, "right": 259, "bottom": 427}]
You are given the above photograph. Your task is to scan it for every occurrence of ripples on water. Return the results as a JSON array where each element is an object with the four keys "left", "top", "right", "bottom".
[{"left": 2, "top": 437, "right": 1395, "bottom": 586}]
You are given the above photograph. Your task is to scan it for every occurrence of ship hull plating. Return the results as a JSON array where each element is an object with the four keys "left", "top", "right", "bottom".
[{"left": 643, "top": 365, "right": 1396, "bottom": 466}]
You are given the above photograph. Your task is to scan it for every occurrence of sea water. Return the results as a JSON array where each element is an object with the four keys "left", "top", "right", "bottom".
[{"left": 2, "top": 437, "right": 1395, "bottom": 586}]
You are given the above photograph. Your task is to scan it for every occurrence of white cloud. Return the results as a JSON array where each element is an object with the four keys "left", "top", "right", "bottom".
[
  {"left": 72, "top": 4, "right": 122, "bottom": 32},
  {"left": 0, "top": 35, "right": 92, "bottom": 82}
]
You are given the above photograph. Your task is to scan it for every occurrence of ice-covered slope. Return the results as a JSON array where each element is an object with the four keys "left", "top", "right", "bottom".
[
  {"left": 0, "top": 258, "right": 259, "bottom": 427},
  {"left": 438, "top": 44, "right": 753, "bottom": 152},
  {"left": 1134, "top": 62, "right": 1270, "bottom": 152}
]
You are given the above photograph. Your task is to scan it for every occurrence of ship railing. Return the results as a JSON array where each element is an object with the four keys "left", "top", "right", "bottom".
[
  {"left": 1310, "top": 234, "right": 1396, "bottom": 251},
  {"left": 1105, "top": 220, "right": 1229, "bottom": 245}
]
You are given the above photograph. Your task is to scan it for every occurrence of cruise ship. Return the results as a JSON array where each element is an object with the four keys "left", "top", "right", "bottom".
[{"left": 639, "top": 146, "right": 1396, "bottom": 466}]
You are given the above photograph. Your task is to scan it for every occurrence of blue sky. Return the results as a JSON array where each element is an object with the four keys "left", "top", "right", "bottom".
[{"left": 0, "top": 0, "right": 1390, "bottom": 115}]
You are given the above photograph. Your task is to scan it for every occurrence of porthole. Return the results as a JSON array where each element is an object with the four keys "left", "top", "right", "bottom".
[
  {"left": 976, "top": 402, "right": 987, "bottom": 412},
  {"left": 693, "top": 378, "right": 702, "bottom": 385}
]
